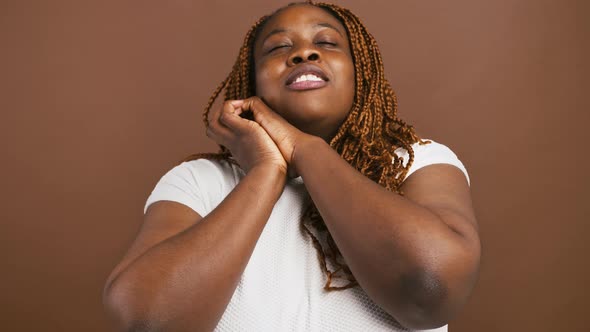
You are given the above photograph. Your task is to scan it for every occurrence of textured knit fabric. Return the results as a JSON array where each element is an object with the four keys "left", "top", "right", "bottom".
[{"left": 143, "top": 139, "right": 470, "bottom": 332}]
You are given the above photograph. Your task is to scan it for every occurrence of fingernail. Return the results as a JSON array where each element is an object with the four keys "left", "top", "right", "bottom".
[{"left": 230, "top": 100, "right": 244, "bottom": 106}]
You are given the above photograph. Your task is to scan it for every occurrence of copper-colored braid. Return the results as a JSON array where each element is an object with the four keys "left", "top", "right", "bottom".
[{"left": 181, "top": 1, "right": 430, "bottom": 291}]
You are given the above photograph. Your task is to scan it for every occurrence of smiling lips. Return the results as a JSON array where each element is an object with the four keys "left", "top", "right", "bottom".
[
  {"left": 285, "top": 64, "right": 329, "bottom": 91},
  {"left": 287, "top": 74, "right": 328, "bottom": 90}
]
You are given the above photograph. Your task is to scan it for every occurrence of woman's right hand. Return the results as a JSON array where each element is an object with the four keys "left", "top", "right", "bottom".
[{"left": 206, "top": 100, "right": 288, "bottom": 176}]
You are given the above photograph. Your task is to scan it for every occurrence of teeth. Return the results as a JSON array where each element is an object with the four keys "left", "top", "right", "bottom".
[{"left": 294, "top": 74, "right": 323, "bottom": 83}]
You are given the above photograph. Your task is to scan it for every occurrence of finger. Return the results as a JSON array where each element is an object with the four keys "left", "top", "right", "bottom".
[
  {"left": 206, "top": 116, "right": 234, "bottom": 147},
  {"left": 208, "top": 100, "right": 241, "bottom": 127},
  {"left": 241, "top": 97, "right": 294, "bottom": 134},
  {"left": 205, "top": 124, "right": 231, "bottom": 147},
  {"left": 207, "top": 101, "right": 237, "bottom": 140},
  {"left": 206, "top": 100, "right": 222, "bottom": 127},
  {"left": 230, "top": 100, "right": 244, "bottom": 108},
  {"left": 219, "top": 101, "right": 258, "bottom": 134},
  {"left": 219, "top": 111, "right": 250, "bottom": 133}
]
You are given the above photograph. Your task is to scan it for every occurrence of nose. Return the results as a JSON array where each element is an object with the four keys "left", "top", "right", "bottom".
[{"left": 288, "top": 49, "right": 320, "bottom": 66}]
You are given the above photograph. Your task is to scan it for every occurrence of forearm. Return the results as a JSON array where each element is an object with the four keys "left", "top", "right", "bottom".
[
  {"left": 106, "top": 165, "right": 286, "bottom": 331},
  {"left": 293, "top": 138, "right": 473, "bottom": 328}
]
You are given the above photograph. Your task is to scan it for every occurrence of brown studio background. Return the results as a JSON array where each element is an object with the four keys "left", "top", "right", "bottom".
[{"left": 1, "top": 0, "right": 588, "bottom": 331}]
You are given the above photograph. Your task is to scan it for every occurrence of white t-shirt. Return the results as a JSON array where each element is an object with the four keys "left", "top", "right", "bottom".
[{"left": 143, "top": 139, "right": 470, "bottom": 332}]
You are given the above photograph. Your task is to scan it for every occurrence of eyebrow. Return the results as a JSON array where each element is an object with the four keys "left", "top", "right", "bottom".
[{"left": 261, "top": 22, "right": 344, "bottom": 43}]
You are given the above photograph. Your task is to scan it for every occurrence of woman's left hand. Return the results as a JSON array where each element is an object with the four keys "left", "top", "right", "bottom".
[{"left": 237, "top": 96, "right": 316, "bottom": 177}]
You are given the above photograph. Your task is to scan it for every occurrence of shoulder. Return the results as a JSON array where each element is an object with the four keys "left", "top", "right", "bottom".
[
  {"left": 143, "top": 158, "right": 242, "bottom": 215},
  {"left": 166, "top": 158, "right": 240, "bottom": 183},
  {"left": 394, "top": 139, "right": 470, "bottom": 186}
]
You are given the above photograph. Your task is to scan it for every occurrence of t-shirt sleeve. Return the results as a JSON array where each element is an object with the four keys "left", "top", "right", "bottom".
[
  {"left": 394, "top": 139, "right": 471, "bottom": 186},
  {"left": 143, "top": 160, "right": 215, "bottom": 216}
]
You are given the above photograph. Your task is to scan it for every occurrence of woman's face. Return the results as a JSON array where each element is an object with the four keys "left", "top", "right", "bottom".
[{"left": 253, "top": 4, "right": 355, "bottom": 141}]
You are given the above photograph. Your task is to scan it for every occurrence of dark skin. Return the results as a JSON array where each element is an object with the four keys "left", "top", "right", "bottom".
[
  {"left": 102, "top": 4, "right": 480, "bottom": 331},
  {"left": 253, "top": 4, "right": 355, "bottom": 142}
]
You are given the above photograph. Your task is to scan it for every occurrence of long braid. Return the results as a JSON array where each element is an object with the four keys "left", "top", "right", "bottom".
[{"left": 182, "top": 1, "right": 429, "bottom": 291}]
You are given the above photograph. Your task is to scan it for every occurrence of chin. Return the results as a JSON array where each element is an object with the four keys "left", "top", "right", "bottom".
[
  {"left": 277, "top": 102, "right": 331, "bottom": 124},
  {"left": 262, "top": 93, "right": 349, "bottom": 134}
]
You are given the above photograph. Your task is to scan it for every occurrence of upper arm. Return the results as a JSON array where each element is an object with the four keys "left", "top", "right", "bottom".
[
  {"left": 401, "top": 162, "right": 480, "bottom": 298},
  {"left": 105, "top": 201, "right": 203, "bottom": 291},
  {"left": 401, "top": 163, "right": 479, "bottom": 242},
  {"left": 105, "top": 160, "right": 216, "bottom": 289},
  {"left": 399, "top": 163, "right": 481, "bottom": 322}
]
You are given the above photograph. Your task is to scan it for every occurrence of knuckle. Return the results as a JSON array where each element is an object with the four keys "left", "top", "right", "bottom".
[
  {"left": 252, "top": 97, "right": 262, "bottom": 108},
  {"left": 244, "top": 96, "right": 260, "bottom": 109},
  {"left": 218, "top": 102, "right": 229, "bottom": 115}
]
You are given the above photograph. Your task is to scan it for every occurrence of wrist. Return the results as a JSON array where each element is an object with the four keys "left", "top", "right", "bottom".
[
  {"left": 249, "top": 163, "right": 288, "bottom": 183},
  {"left": 291, "top": 135, "right": 327, "bottom": 176}
]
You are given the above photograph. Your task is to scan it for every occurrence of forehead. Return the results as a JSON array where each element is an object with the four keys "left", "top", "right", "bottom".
[{"left": 255, "top": 4, "right": 347, "bottom": 43}]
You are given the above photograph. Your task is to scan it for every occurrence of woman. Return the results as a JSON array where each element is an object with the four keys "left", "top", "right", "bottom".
[{"left": 103, "top": 1, "right": 480, "bottom": 331}]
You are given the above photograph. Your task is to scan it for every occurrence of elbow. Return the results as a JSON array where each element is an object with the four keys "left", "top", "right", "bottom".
[
  {"left": 394, "top": 233, "right": 480, "bottom": 329},
  {"left": 102, "top": 278, "right": 162, "bottom": 332},
  {"left": 392, "top": 254, "right": 480, "bottom": 329},
  {"left": 390, "top": 269, "right": 453, "bottom": 330}
]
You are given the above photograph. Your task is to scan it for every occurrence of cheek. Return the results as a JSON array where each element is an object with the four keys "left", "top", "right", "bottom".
[
  {"left": 254, "top": 61, "right": 281, "bottom": 97},
  {"left": 337, "top": 58, "right": 356, "bottom": 101},
  {"left": 254, "top": 70, "right": 270, "bottom": 96}
]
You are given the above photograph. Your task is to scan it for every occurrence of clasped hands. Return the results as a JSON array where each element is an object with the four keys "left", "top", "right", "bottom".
[{"left": 206, "top": 96, "right": 317, "bottom": 178}]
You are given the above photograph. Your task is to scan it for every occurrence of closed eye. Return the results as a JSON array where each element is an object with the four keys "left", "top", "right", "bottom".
[
  {"left": 316, "top": 41, "right": 337, "bottom": 47},
  {"left": 268, "top": 44, "right": 290, "bottom": 53}
]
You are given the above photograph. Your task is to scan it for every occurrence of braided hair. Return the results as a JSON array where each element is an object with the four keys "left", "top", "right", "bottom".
[{"left": 181, "top": 1, "right": 429, "bottom": 291}]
